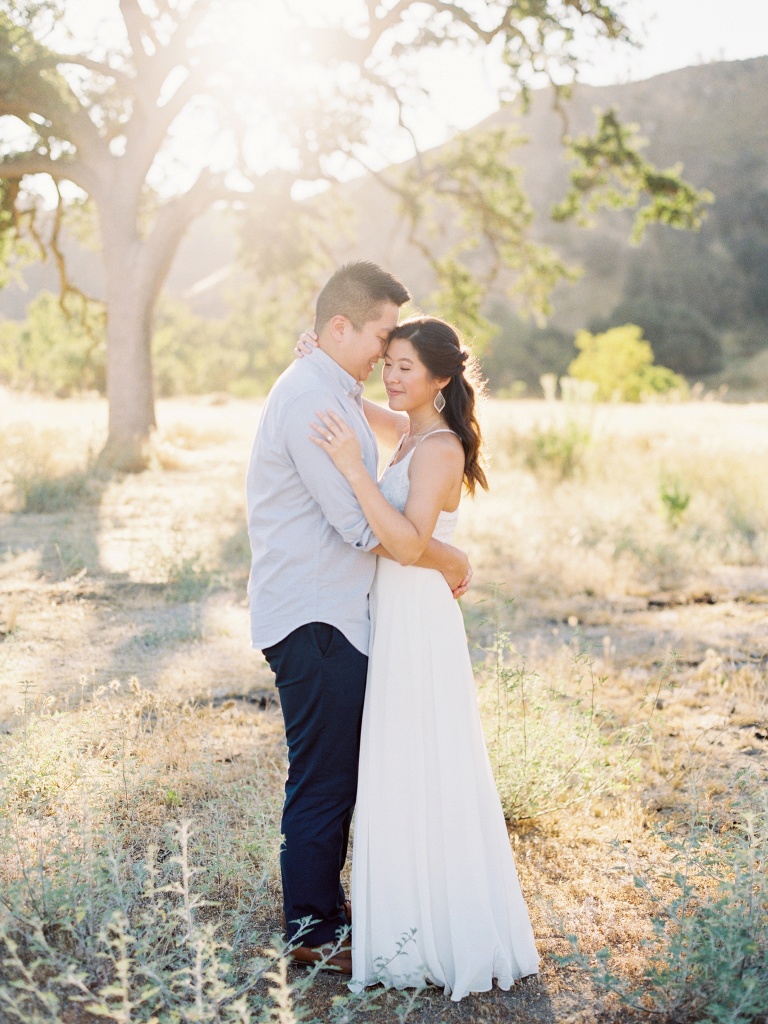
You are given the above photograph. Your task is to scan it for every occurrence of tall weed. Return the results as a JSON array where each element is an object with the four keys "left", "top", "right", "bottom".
[
  {"left": 524, "top": 420, "right": 592, "bottom": 480},
  {"left": 0, "top": 424, "right": 100, "bottom": 514},
  {"left": 477, "top": 593, "right": 662, "bottom": 820},
  {"left": 0, "top": 685, "right": 405, "bottom": 1023}
]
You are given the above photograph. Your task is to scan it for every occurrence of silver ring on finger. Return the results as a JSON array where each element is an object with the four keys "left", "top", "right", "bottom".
[{"left": 327, "top": 433, "right": 333, "bottom": 442}]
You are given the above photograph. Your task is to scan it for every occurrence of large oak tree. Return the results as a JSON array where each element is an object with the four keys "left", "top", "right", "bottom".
[{"left": 0, "top": 0, "right": 709, "bottom": 469}]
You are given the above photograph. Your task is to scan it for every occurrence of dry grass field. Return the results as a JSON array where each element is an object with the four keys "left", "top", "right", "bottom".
[{"left": 0, "top": 387, "right": 767, "bottom": 1024}]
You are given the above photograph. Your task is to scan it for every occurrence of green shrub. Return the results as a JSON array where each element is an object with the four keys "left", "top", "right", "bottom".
[
  {"left": 0, "top": 819, "right": 360, "bottom": 1024},
  {"left": 524, "top": 420, "right": 591, "bottom": 479},
  {"left": 569, "top": 324, "right": 688, "bottom": 401},
  {"left": 0, "top": 292, "right": 106, "bottom": 396},
  {"left": 165, "top": 553, "right": 216, "bottom": 602},
  {"left": 14, "top": 468, "right": 97, "bottom": 514}
]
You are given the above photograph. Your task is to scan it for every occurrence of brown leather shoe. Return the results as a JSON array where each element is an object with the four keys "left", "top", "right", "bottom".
[{"left": 289, "top": 940, "right": 352, "bottom": 974}]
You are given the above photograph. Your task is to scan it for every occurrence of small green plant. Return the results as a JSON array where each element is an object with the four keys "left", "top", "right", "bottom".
[
  {"left": 477, "top": 588, "right": 663, "bottom": 820},
  {"left": 13, "top": 467, "right": 98, "bottom": 514},
  {"left": 165, "top": 553, "right": 215, "bottom": 602},
  {"left": 660, "top": 474, "right": 692, "bottom": 528},
  {"left": 524, "top": 420, "right": 591, "bottom": 480},
  {"left": 0, "top": 820, "right": 359, "bottom": 1024},
  {"left": 559, "top": 779, "right": 768, "bottom": 1023}
]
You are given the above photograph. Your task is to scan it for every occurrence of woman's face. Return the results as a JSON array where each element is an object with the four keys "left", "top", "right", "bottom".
[{"left": 382, "top": 337, "right": 442, "bottom": 413}]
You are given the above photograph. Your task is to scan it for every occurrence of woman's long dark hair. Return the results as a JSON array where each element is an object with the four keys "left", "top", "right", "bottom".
[{"left": 387, "top": 317, "right": 488, "bottom": 495}]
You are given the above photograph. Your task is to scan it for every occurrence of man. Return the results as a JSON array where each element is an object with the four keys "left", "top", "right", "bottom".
[{"left": 246, "top": 261, "right": 471, "bottom": 973}]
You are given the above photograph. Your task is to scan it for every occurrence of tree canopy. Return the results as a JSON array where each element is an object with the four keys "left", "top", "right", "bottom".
[{"left": 0, "top": 0, "right": 712, "bottom": 467}]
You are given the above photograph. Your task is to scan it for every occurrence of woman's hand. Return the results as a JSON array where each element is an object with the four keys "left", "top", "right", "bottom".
[
  {"left": 294, "top": 329, "right": 319, "bottom": 358},
  {"left": 450, "top": 563, "right": 473, "bottom": 599},
  {"left": 310, "top": 410, "right": 365, "bottom": 480}
]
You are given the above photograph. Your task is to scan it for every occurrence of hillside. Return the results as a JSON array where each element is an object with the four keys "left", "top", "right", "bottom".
[
  {"left": 2, "top": 56, "right": 767, "bottom": 394},
  {"left": 334, "top": 56, "right": 768, "bottom": 392}
]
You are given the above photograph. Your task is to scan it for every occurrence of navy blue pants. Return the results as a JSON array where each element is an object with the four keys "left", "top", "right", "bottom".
[{"left": 263, "top": 622, "right": 368, "bottom": 946}]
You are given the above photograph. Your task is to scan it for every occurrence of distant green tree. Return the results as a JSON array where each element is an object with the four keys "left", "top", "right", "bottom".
[
  {"left": 591, "top": 298, "right": 722, "bottom": 377},
  {"left": 152, "top": 298, "right": 232, "bottom": 397},
  {"left": 568, "top": 324, "right": 687, "bottom": 401},
  {"left": 0, "top": 291, "right": 105, "bottom": 394},
  {"left": 481, "top": 303, "right": 572, "bottom": 393}
]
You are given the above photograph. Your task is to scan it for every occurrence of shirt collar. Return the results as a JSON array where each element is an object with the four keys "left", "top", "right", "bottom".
[{"left": 311, "top": 347, "right": 365, "bottom": 400}]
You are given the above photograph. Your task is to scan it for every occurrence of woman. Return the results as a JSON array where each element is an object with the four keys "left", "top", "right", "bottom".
[{"left": 305, "top": 317, "right": 539, "bottom": 1001}]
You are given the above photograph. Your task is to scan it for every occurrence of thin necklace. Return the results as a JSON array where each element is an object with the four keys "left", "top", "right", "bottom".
[{"left": 406, "top": 416, "right": 443, "bottom": 440}]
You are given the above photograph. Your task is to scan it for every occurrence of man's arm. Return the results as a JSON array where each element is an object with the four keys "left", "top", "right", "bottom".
[{"left": 284, "top": 391, "right": 378, "bottom": 551}]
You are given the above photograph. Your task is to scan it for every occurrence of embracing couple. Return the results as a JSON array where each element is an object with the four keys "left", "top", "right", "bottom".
[{"left": 246, "top": 261, "right": 538, "bottom": 1002}]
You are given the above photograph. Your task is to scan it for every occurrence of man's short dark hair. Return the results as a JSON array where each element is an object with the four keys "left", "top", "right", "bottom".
[{"left": 315, "top": 261, "right": 410, "bottom": 334}]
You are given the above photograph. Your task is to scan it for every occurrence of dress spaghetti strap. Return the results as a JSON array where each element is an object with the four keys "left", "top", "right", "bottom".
[
  {"left": 386, "top": 428, "right": 459, "bottom": 471},
  {"left": 413, "top": 428, "right": 458, "bottom": 445}
]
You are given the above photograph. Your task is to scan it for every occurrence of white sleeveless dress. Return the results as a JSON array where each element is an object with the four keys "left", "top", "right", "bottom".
[{"left": 350, "top": 436, "right": 540, "bottom": 1001}]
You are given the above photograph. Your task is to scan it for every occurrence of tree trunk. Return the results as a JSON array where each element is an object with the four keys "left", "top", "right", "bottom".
[
  {"left": 98, "top": 239, "right": 157, "bottom": 472},
  {"left": 94, "top": 176, "right": 211, "bottom": 471}
]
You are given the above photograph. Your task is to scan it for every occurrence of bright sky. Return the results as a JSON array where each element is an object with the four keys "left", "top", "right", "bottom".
[
  {"left": 5, "top": 0, "right": 768, "bottom": 197},
  {"left": 410, "top": 0, "right": 768, "bottom": 146},
  {"left": 578, "top": 0, "right": 768, "bottom": 85}
]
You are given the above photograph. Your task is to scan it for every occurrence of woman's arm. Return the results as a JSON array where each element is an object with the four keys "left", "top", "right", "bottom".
[
  {"left": 362, "top": 398, "right": 408, "bottom": 449},
  {"left": 312, "top": 410, "right": 464, "bottom": 566},
  {"left": 376, "top": 539, "right": 472, "bottom": 595},
  {"left": 293, "top": 329, "right": 408, "bottom": 448}
]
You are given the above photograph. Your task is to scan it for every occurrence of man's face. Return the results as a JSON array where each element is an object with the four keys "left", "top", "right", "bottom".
[{"left": 347, "top": 302, "right": 400, "bottom": 382}]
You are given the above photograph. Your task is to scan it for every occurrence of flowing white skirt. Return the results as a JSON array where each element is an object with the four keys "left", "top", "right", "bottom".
[{"left": 350, "top": 559, "right": 540, "bottom": 1001}]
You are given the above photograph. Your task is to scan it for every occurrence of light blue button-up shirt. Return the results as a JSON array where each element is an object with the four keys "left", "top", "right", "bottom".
[{"left": 246, "top": 349, "right": 379, "bottom": 656}]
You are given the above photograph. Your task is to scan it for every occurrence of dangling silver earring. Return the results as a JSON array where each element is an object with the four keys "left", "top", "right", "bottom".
[{"left": 434, "top": 389, "right": 446, "bottom": 413}]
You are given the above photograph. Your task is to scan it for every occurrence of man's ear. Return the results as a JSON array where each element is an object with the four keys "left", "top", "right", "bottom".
[{"left": 327, "top": 314, "right": 349, "bottom": 344}]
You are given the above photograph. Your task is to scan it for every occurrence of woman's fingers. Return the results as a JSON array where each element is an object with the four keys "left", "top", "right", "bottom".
[
  {"left": 312, "top": 411, "right": 348, "bottom": 445},
  {"left": 315, "top": 411, "right": 334, "bottom": 436},
  {"left": 294, "top": 328, "right": 319, "bottom": 357},
  {"left": 311, "top": 411, "right": 360, "bottom": 462},
  {"left": 309, "top": 420, "right": 333, "bottom": 445},
  {"left": 317, "top": 410, "right": 349, "bottom": 434},
  {"left": 322, "top": 409, "right": 351, "bottom": 435}
]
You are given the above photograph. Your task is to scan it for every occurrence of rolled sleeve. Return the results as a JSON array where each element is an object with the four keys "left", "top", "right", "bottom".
[{"left": 283, "top": 390, "right": 378, "bottom": 552}]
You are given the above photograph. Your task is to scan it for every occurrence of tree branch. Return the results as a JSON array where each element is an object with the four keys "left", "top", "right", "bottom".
[
  {"left": 118, "top": 0, "right": 158, "bottom": 67},
  {"left": 122, "top": 66, "right": 206, "bottom": 193},
  {"left": 117, "top": 0, "right": 211, "bottom": 190},
  {"left": 0, "top": 67, "right": 107, "bottom": 169},
  {"left": 48, "top": 181, "right": 105, "bottom": 329},
  {"left": 0, "top": 151, "right": 98, "bottom": 194},
  {"left": 27, "top": 53, "right": 135, "bottom": 88},
  {"left": 140, "top": 169, "right": 231, "bottom": 304}
]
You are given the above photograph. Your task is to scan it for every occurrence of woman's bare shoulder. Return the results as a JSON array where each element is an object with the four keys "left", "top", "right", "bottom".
[{"left": 410, "top": 430, "right": 464, "bottom": 472}]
